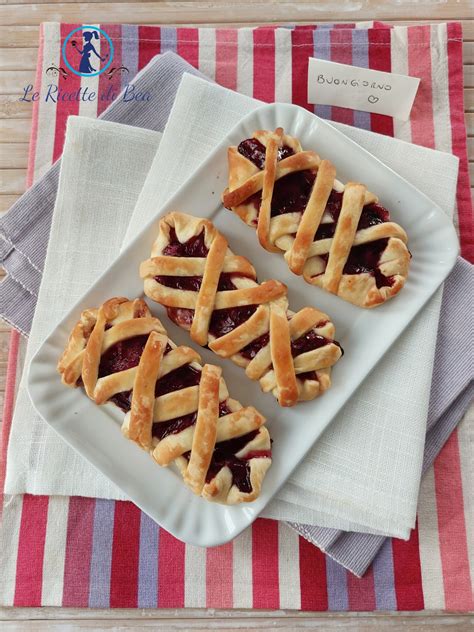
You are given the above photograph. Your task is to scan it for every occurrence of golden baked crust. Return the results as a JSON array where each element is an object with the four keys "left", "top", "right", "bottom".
[
  {"left": 58, "top": 297, "right": 271, "bottom": 505},
  {"left": 222, "top": 128, "right": 410, "bottom": 308},
  {"left": 140, "top": 212, "right": 343, "bottom": 407}
]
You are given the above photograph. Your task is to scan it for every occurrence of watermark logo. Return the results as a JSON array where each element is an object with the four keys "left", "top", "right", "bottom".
[
  {"left": 45, "top": 26, "right": 129, "bottom": 80},
  {"left": 20, "top": 25, "right": 152, "bottom": 104},
  {"left": 63, "top": 25, "right": 113, "bottom": 77}
]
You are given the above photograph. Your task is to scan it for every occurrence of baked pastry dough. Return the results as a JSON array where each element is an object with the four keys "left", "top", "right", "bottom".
[
  {"left": 140, "top": 212, "right": 342, "bottom": 407},
  {"left": 58, "top": 297, "right": 271, "bottom": 504},
  {"left": 222, "top": 128, "right": 410, "bottom": 308}
]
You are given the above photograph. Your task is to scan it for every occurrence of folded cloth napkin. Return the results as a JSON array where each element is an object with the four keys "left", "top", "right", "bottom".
[
  {"left": 1, "top": 53, "right": 471, "bottom": 575},
  {"left": 4, "top": 117, "right": 162, "bottom": 499}
]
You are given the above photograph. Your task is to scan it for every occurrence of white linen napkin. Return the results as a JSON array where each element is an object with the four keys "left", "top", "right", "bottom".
[
  {"left": 5, "top": 118, "right": 161, "bottom": 499},
  {"left": 128, "top": 74, "right": 459, "bottom": 538},
  {"left": 6, "top": 78, "right": 459, "bottom": 538}
]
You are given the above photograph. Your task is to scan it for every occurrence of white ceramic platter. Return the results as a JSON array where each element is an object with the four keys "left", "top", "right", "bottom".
[{"left": 28, "top": 104, "right": 459, "bottom": 547}]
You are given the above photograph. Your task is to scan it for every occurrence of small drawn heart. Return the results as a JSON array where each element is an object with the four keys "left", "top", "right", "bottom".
[{"left": 368, "top": 95, "right": 379, "bottom": 104}]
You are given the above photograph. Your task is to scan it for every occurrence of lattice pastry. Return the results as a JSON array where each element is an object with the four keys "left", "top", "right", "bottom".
[
  {"left": 222, "top": 128, "right": 410, "bottom": 308},
  {"left": 58, "top": 297, "right": 271, "bottom": 504},
  {"left": 140, "top": 212, "right": 342, "bottom": 407}
]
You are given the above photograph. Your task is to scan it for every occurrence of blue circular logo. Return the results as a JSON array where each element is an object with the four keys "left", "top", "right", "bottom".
[{"left": 62, "top": 26, "right": 114, "bottom": 77}]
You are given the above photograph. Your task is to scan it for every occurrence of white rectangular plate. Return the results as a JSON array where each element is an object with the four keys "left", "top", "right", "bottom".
[{"left": 28, "top": 104, "right": 459, "bottom": 547}]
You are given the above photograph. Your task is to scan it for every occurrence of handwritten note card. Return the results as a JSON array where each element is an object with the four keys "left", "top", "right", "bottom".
[{"left": 307, "top": 58, "right": 420, "bottom": 121}]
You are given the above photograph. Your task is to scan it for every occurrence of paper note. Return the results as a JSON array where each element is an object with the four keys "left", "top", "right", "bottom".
[{"left": 307, "top": 58, "right": 420, "bottom": 121}]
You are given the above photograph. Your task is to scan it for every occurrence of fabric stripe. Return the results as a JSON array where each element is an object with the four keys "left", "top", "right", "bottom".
[
  {"left": 121, "top": 24, "right": 139, "bottom": 90},
  {"left": 390, "top": 26, "right": 412, "bottom": 143},
  {"left": 52, "top": 23, "right": 82, "bottom": 162},
  {"left": 458, "top": 410, "right": 474, "bottom": 593},
  {"left": 434, "top": 430, "right": 474, "bottom": 610},
  {"left": 299, "top": 534, "right": 328, "bottom": 611},
  {"left": 325, "top": 555, "right": 348, "bottom": 611},
  {"left": 80, "top": 23, "right": 101, "bottom": 119},
  {"left": 278, "top": 522, "right": 301, "bottom": 610},
  {"left": 367, "top": 28, "right": 393, "bottom": 136},
  {"left": 199, "top": 28, "right": 216, "bottom": 81},
  {"left": 292, "top": 26, "right": 314, "bottom": 111},
  {"left": 96, "top": 24, "right": 121, "bottom": 118},
  {"left": 137, "top": 513, "right": 159, "bottom": 608},
  {"left": 31, "top": 23, "right": 57, "bottom": 184},
  {"left": 62, "top": 496, "right": 95, "bottom": 607},
  {"left": 372, "top": 540, "right": 397, "bottom": 610},
  {"left": 41, "top": 497, "right": 69, "bottom": 606},
  {"left": 206, "top": 542, "right": 233, "bottom": 608},
  {"left": 417, "top": 467, "right": 445, "bottom": 609},
  {"left": 138, "top": 26, "right": 160, "bottom": 69},
  {"left": 253, "top": 27, "right": 275, "bottom": 102},
  {"left": 0, "top": 331, "right": 20, "bottom": 510},
  {"left": 232, "top": 526, "right": 253, "bottom": 608},
  {"left": 27, "top": 21, "right": 43, "bottom": 185},
  {"left": 215, "top": 29, "right": 238, "bottom": 90},
  {"left": 351, "top": 28, "right": 371, "bottom": 130},
  {"left": 347, "top": 566, "right": 376, "bottom": 611},
  {"left": 447, "top": 21, "right": 474, "bottom": 262},
  {"left": 177, "top": 28, "right": 199, "bottom": 70},
  {"left": 312, "top": 27, "right": 331, "bottom": 120},
  {"left": 252, "top": 519, "right": 279, "bottom": 609},
  {"left": 157, "top": 530, "right": 185, "bottom": 607},
  {"left": 0, "top": 495, "right": 24, "bottom": 606},
  {"left": 160, "top": 26, "right": 177, "bottom": 55},
  {"left": 88, "top": 499, "right": 115, "bottom": 608},
  {"left": 408, "top": 25, "right": 436, "bottom": 149},
  {"left": 430, "top": 24, "right": 453, "bottom": 156},
  {"left": 392, "top": 524, "right": 424, "bottom": 610},
  {"left": 237, "top": 28, "right": 253, "bottom": 98},
  {"left": 14, "top": 495, "right": 49, "bottom": 606},
  {"left": 110, "top": 501, "right": 140, "bottom": 608},
  {"left": 329, "top": 28, "right": 354, "bottom": 126},
  {"left": 274, "top": 28, "right": 292, "bottom": 102},
  {"left": 184, "top": 544, "right": 206, "bottom": 607}
]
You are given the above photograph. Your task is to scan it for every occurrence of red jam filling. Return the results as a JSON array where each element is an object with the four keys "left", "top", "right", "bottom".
[
  {"left": 98, "top": 335, "right": 201, "bottom": 413},
  {"left": 203, "top": 429, "right": 271, "bottom": 493},
  {"left": 163, "top": 227, "right": 209, "bottom": 257},
  {"left": 99, "top": 335, "right": 149, "bottom": 377},
  {"left": 237, "top": 137, "right": 394, "bottom": 284},
  {"left": 209, "top": 304, "right": 257, "bottom": 338},
  {"left": 239, "top": 328, "right": 333, "bottom": 361},
  {"left": 343, "top": 238, "right": 394, "bottom": 288},
  {"left": 152, "top": 402, "right": 231, "bottom": 442},
  {"left": 238, "top": 138, "right": 294, "bottom": 169},
  {"left": 154, "top": 364, "right": 201, "bottom": 398},
  {"left": 155, "top": 272, "right": 237, "bottom": 293}
]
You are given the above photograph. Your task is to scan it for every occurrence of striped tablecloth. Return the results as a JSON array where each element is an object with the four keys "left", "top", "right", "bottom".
[{"left": 0, "top": 21, "right": 472, "bottom": 610}]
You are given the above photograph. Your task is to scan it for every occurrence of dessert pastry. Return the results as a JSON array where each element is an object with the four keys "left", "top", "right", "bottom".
[
  {"left": 58, "top": 297, "right": 271, "bottom": 504},
  {"left": 140, "top": 213, "right": 342, "bottom": 407},
  {"left": 222, "top": 128, "right": 410, "bottom": 308}
]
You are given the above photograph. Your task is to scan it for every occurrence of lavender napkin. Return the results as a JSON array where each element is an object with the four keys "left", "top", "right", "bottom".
[{"left": 0, "top": 51, "right": 472, "bottom": 576}]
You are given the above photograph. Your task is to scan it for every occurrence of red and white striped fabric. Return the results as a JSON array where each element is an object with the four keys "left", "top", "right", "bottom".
[{"left": 0, "top": 21, "right": 472, "bottom": 609}]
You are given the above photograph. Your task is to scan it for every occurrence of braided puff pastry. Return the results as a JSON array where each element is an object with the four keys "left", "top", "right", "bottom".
[
  {"left": 222, "top": 128, "right": 410, "bottom": 308},
  {"left": 58, "top": 297, "right": 271, "bottom": 504},
  {"left": 140, "top": 212, "right": 342, "bottom": 408}
]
